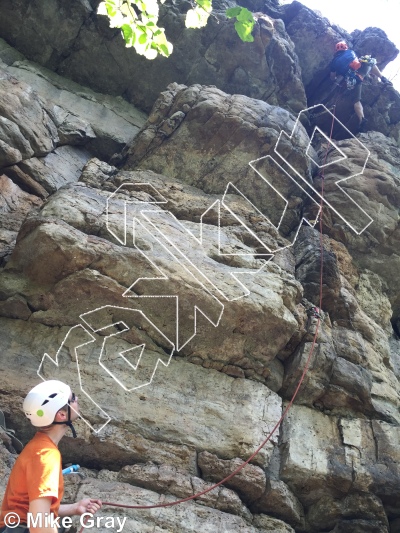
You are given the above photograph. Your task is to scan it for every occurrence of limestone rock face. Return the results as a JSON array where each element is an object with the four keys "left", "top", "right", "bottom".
[
  {"left": 0, "top": 0, "right": 306, "bottom": 114},
  {"left": 0, "top": 174, "right": 42, "bottom": 266},
  {"left": 0, "top": 157, "right": 297, "bottom": 474},
  {"left": 198, "top": 450, "right": 266, "bottom": 503},
  {"left": 1, "top": 443, "right": 301, "bottom": 533},
  {"left": 72, "top": 476, "right": 295, "bottom": 532},
  {"left": 3, "top": 54, "right": 147, "bottom": 159},
  {"left": 280, "top": 405, "right": 398, "bottom": 532},
  {"left": 118, "top": 463, "right": 253, "bottom": 519},
  {"left": 1, "top": 162, "right": 302, "bottom": 372},
  {"left": 308, "top": 133, "right": 400, "bottom": 318},
  {"left": 121, "top": 82, "right": 314, "bottom": 240},
  {"left": 0, "top": 4, "right": 400, "bottom": 533},
  {"left": 286, "top": 224, "right": 400, "bottom": 424},
  {"left": 312, "top": 79, "right": 400, "bottom": 141},
  {"left": 0, "top": 51, "right": 146, "bottom": 264},
  {"left": 0, "top": 43, "right": 147, "bottom": 160},
  {"left": 0, "top": 90, "right": 307, "bottom": 533},
  {"left": 0, "top": 68, "right": 58, "bottom": 166}
]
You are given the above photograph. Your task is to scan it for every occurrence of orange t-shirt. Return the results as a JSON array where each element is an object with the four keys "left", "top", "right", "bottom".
[{"left": 0, "top": 432, "right": 64, "bottom": 527}]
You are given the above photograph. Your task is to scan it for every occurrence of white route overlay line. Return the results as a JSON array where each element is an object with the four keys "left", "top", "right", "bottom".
[
  {"left": 221, "top": 181, "right": 320, "bottom": 254},
  {"left": 80, "top": 306, "right": 175, "bottom": 391},
  {"left": 306, "top": 126, "right": 347, "bottom": 167},
  {"left": 38, "top": 306, "right": 175, "bottom": 432},
  {"left": 38, "top": 324, "right": 112, "bottom": 433},
  {"left": 106, "top": 182, "right": 168, "bottom": 245},
  {"left": 273, "top": 104, "right": 373, "bottom": 235},
  {"left": 248, "top": 154, "right": 323, "bottom": 240},
  {"left": 37, "top": 104, "right": 374, "bottom": 433},
  {"left": 126, "top": 217, "right": 224, "bottom": 351},
  {"left": 138, "top": 208, "right": 272, "bottom": 303}
]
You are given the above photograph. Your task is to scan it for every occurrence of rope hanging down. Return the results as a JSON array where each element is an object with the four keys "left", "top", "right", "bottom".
[{"left": 78, "top": 108, "right": 336, "bottom": 529}]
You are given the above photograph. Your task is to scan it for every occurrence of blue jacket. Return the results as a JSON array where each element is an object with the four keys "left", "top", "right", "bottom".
[{"left": 330, "top": 49, "right": 357, "bottom": 76}]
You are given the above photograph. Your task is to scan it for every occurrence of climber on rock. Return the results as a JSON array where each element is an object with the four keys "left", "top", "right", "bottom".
[
  {"left": 0, "top": 380, "right": 102, "bottom": 533},
  {"left": 330, "top": 40, "right": 393, "bottom": 131}
]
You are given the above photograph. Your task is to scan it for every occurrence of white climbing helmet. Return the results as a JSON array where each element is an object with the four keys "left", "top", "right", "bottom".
[{"left": 23, "top": 380, "right": 72, "bottom": 427}]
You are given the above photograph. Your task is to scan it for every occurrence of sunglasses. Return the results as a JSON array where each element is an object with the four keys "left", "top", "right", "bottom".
[{"left": 68, "top": 392, "right": 77, "bottom": 403}]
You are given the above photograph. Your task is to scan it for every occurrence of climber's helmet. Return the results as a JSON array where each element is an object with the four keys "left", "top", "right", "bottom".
[
  {"left": 23, "top": 380, "right": 78, "bottom": 437},
  {"left": 335, "top": 41, "right": 348, "bottom": 51}
]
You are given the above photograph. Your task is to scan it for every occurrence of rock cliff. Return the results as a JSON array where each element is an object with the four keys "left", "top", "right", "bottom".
[{"left": 0, "top": 1, "right": 400, "bottom": 532}]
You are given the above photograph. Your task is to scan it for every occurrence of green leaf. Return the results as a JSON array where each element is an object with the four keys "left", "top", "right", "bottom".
[
  {"left": 236, "top": 7, "right": 253, "bottom": 22},
  {"left": 105, "top": 4, "right": 118, "bottom": 17},
  {"left": 234, "top": 19, "right": 254, "bottom": 42},
  {"left": 226, "top": 6, "right": 241, "bottom": 18},
  {"left": 153, "top": 32, "right": 173, "bottom": 55},
  {"left": 196, "top": 0, "right": 212, "bottom": 12},
  {"left": 159, "top": 43, "right": 170, "bottom": 56},
  {"left": 101, "top": 0, "right": 254, "bottom": 60},
  {"left": 120, "top": 2, "right": 133, "bottom": 17},
  {"left": 121, "top": 23, "right": 133, "bottom": 42}
]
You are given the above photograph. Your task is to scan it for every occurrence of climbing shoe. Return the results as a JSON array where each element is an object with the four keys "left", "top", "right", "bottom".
[
  {"left": 381, "top": 76, "right": 393, "bottom": 86},
  {"left": 359, "top": 117, "right": 368, "bottom": 132}
]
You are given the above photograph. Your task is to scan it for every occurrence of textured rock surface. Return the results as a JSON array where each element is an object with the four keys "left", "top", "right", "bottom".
[
  {"left": 308, "top": 133, "right": 400, "bottom": 318},
  {"left": 0, "top": 50, "right": 146, "bottom": 265},
  {"left": 0, "top": 42, "right": 147, "bottom": 160},
  {"left": 198, "top": 451, "right": 266, "bottom": 503},
  {"left": 0, "top": 0, "right": 398, "bottom": 140},
  {"left": 1, "top": 446, "right": 305, "bottom": 533},
  {"left": 0, "top": 1, "right": 306, "bottom": 115},
  {"left": 73, "top": 477, "right": 295, "bottom": 532},
  {"left": 121, "top": 82, "right": 315, "bottom": 243},
  {"left": 0, "top": 174, "right": 42, "bottom": 265},
  {"left": 0, "top": 432, "right": 15, "bottom": 495},
  {"left": 118, "top": 463, "right": 252, "bottom": 519},
  {"left": 1, "top": 50, "right": 147, "bottom": 159},
  {"left": 0, "top": 4, "right": 400, "bottom": 533},
  {"left": 275, "top": 3, "right": 400, "bottom": 139},
  {"left": 0, "top": 67, "right": 58, "bottom": 165},
  {"left": 280, "top": 13, "right": 399, "bottom": 139},
  {"left": 1, "top": 161, "right": 302, "bottom": 369},
  {"left": 0, "top": 314, "right": 282, "bottom": 467}
]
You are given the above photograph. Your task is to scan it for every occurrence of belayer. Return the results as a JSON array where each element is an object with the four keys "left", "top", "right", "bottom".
[
  {"left": 0, "top": 380, "right": 102, "bottom": 533},
  {"left": 330, "top": 41, "right": 393, "bottom": 130}
]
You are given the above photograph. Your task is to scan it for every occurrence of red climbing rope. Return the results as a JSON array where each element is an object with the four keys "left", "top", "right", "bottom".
[
  {"left": 78, "top": 108, "right": 337, "bottom": 529},
  {"left": 101, "top": 322, "right": 321, "bottom": 510}
]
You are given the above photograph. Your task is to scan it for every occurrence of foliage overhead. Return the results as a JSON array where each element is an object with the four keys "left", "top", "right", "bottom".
[
  {"left": 98, "top": 0, "right": 255, "bottom": 59},
  {"left": 226, "top": 7, "right": 255, "bottom": 43}
]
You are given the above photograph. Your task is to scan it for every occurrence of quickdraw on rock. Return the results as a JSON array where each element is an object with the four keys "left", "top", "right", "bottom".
[{"left": 307, "top": 306, "right": 324, "bottom": 320}]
